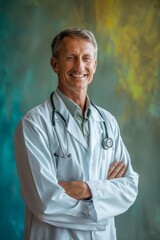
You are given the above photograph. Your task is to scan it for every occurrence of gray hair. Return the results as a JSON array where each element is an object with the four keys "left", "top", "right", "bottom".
[{"left": 51, "top": 28, "right": 98, "bottom": 59}]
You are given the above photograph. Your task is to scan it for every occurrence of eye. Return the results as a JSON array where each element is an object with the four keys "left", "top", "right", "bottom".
[
  {"left": 67, "top": 56, "right": 75, "bottom": 61},
  {"left": 84, "top": 56, "right": 92, "bottom": 62}
]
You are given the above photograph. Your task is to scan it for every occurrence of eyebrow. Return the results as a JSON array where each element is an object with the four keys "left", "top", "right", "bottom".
[{"left": 67, "top": 53, "right": 93, "bottom": 57}]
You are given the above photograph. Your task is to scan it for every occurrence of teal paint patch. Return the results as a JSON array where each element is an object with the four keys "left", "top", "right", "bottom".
[{"left": 0, "top": 2, "right": 24, "bottom": 239}]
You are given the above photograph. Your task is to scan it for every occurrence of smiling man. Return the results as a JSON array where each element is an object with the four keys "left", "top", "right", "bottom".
[
  {"left": 50, "top": 33, "right": 97, "bottom": 112},
  {"left": 14, "top": 28, "right": 139, "bottom": 240}
]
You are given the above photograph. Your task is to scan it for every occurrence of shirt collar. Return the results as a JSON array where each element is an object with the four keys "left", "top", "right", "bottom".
[{"left": 56, "top": 88, "right": 91, "bottom": 120}]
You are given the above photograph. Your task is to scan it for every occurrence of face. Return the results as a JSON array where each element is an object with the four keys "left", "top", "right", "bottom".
[{"left": 50, "top": 37, "right": 97, "bottom": 96}]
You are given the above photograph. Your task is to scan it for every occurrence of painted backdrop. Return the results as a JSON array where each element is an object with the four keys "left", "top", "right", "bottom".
[{"left": 0, "top": 0, "right": 160, "bottom": 239}]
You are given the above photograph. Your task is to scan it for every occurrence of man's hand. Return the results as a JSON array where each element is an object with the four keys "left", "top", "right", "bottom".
[
  {"left": 107, "top": 161, "right": 127, "bottom": 180},
  {"left": 59, "top": 161, "right": 127, "bottom": 200},
  {"left": 58, "top": 181, "right": 92, "bottom": 200}
]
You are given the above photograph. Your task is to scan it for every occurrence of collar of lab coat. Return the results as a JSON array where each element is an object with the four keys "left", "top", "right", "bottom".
[{"left": 52, "top": 91, "right": 104, "bottom": 150}]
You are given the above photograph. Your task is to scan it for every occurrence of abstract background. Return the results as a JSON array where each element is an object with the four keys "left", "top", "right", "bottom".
[{"left": 0, "top": 0, "right": 160, "bottom": 239}]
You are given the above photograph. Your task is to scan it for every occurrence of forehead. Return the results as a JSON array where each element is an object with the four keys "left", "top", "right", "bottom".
[{"left": 59, "top": 36, "right": 95, "bottom": 55}]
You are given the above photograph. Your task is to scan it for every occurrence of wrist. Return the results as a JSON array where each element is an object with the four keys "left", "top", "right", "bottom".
[{"left": 83, "top": 182, "right": 92, "bottom": 200}]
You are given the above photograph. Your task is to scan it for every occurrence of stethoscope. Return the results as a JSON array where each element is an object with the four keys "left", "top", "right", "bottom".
[{"left": 50, "top": 91, "right": 113, "bottom": 159}]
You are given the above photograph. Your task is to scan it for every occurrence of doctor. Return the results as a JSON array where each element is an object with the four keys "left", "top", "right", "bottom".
[{"left": 14, "top": 28, "right": 139, "bottom": 240}]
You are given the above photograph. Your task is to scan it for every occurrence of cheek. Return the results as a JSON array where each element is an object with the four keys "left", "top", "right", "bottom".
[
  {"left": 88, "top": 62, "right": 96, "bottom": 73},
  {"left": 61, "top": 64, "right": 71, "bottom": 74},
  {"left": 90, "top": 66, "right": 96, "bottom": 75},
  {"left": 57, "top": 67, "right": 67, "bottom": 77}
]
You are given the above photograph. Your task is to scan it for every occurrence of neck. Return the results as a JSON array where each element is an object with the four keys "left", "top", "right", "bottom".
[{"left": 58, "top": 86, "right": 87, "bottom": 113}]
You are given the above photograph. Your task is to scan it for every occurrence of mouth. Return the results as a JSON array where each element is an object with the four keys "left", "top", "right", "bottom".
[{"left": 70, "top": 73, "right": 87, "bottom": 78}]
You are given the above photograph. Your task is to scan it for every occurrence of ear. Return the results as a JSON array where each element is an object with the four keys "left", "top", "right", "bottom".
[{"left": 50, "top": 57, "right": 58, "bottom": 73}]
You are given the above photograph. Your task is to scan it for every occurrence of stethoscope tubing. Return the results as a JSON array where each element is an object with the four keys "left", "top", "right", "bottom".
[{"left": 50, "top": 91, "right": 113, "bottom": 158}]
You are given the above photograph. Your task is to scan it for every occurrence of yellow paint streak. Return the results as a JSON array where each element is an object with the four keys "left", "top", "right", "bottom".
[{"left": 93, "top": 0, "right": 160, "bottom": 114}]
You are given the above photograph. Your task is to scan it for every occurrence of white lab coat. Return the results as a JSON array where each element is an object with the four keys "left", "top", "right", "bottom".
[{"left": 14, "top": 91, "right": 139, "bottom": 240}]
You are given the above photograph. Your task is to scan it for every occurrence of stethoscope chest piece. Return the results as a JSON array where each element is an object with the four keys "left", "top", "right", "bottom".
[{"left": 102, "top": 137, "right": 113, "bottom": 150}]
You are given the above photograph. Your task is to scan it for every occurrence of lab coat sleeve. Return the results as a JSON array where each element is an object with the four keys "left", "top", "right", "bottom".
[
  {"left": 86, "top": 116, "right": 139, "bottom": 222},
  {"left": 14, "top": 116, "right": 106, "bottom": 230}
]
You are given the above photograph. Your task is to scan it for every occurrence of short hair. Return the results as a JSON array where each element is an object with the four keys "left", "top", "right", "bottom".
[{"left": 51, "top": 28, "right": 98, "bottom": 59}]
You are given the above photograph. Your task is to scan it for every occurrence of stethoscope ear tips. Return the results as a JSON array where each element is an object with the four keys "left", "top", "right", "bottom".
[{"left": 67, "top": 153, "right": 72, "bottom": 158}]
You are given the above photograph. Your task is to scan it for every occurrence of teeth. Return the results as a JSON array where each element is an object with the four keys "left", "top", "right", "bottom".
[{"left": 71, "top": 74, "right": 86, "bottom": 78}]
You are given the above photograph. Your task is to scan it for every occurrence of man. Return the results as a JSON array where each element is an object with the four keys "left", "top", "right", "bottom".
[{"left": 14, "top": 28, "right": 139, "bottom": 240}]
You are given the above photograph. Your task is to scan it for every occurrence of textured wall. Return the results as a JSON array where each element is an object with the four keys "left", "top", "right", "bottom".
[{"left": 0, "top": 0, "right": 160, "bottom": 239}]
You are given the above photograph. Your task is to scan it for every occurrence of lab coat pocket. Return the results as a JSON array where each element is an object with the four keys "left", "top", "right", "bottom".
[{"left": 55, "top": 155, "right": 83, "bottom": 181}]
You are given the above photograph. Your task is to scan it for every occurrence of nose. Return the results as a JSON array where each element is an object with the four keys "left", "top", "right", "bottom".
[{"left": 74, "top": 58, "right": 85, "bottom": 72}]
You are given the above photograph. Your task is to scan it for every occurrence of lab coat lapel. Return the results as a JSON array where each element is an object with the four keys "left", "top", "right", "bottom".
[
  {"left": 88, "top": 105, "right": 104, "bottom": 152},
  {"left": 53, "top": 91, "right": 88, "bottom": 150},
  {"left": 67, "top": 114, "right": 88, "bottom": 149}
]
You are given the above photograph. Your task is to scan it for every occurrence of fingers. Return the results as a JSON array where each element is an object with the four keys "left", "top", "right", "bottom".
[
  {"left": 107, "top": 161, "right": 127, "bottom": 180},
  {"left": 107, "top": 161, "right": 119, "bottom": 176},
  {"left": 116, "top": 165, "right": 126, "bottom": 178}
]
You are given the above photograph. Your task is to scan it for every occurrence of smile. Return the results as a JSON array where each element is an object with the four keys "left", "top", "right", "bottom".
[{"left": 70, "top": 74, "right": 87, "bottom": 78}]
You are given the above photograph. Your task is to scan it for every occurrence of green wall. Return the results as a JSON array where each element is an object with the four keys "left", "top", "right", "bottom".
[{"left": 0, "top": 0, "right": 160, "bottom": 239}]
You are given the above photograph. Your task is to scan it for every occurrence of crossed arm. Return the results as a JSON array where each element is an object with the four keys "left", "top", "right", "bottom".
[{"left": 59, "top": 161, "right": 126, "bottom": 200}]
